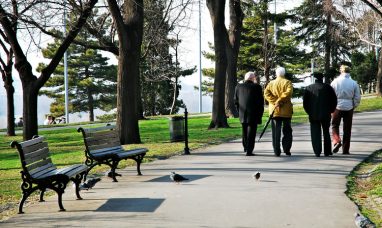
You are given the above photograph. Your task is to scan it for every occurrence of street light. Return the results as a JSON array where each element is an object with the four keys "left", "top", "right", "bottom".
[
  {"left": 198, "top": 0, "right": 202, "bottom": 113},
  {"left": 63, "top": 0, "right": 69, "bottom": 123},
  {"left": 274, "top": 0, "right": 277, "bottom": 44}
]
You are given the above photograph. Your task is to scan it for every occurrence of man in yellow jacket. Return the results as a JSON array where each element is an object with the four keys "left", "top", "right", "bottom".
[{"left": 264, "top": 67, "right": 293, "bottom": 156}]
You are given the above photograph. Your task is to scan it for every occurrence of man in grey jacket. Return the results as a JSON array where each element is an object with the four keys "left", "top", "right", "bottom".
[{"left": 330, "top": 65, "right": 361, "bottom": 154}]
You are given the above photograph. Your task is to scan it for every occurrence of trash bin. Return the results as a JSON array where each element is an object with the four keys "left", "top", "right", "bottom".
[{"left": 169, "top": 116, "right": 185, "bottom": 142}]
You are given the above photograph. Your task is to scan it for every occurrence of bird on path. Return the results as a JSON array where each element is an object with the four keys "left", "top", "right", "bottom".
[
  {"left": 79, "top": 177, "right": 101, "bottom": 190},
  {"left": 170, "top": 172, "right": 188, "bottom": 183},
  {"left": 354, "top": 213, "right": 375, "bottom": 228},
  {"left": 252, "top": 172, "right": 261, "bottom": 181}
]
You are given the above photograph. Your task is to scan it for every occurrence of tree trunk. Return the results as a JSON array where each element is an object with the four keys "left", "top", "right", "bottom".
[
  {"left": 137, "top": 77, "right": 145, "bottom": 119},
  {"left": 6, "top": 81, "right": 16, "bottom": 136},
  {"left": 324, "top": 0, "right": 332, "bottom": 83},
  {"left": 22, "top": 82, "right": 39, "bottom": 140},
  {"left": 376, "top": 47, "right": 382, "bottom": 96},
  {"left": 207, "top": 0, "right": 229, "bottom": 129},
  {"left": 88, "top": 89, "right": 94, "bottom": 122},
  {"left": 170, "top": 76, "right": 178, "bottom": 115},
  {"left": 225, "top": 0, "right": 243, "bottom": 118},
  {"left": 2, "top": 50, "right": 16, "bottom": 136},
  {"left": 108, "top": 0, "right": 143, "bottom": 144}
]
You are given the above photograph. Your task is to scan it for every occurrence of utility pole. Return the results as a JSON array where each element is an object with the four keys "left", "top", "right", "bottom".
[
  {"left": 63, "top": 0, "right": 69, "bottom": 123},
  {"left": 198, "top": 0, "right": 202, "bottom": 113},
  {"left": 274, "top": 0, "right": 277, "bottom": 44}
]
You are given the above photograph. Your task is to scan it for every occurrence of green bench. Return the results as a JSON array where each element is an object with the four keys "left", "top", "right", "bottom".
[
  {"left": 11, "top": 136, "right": 88, "bottom": 213},
  {"left": 77, "top": 125, "right": 148, "bottom": 182}
]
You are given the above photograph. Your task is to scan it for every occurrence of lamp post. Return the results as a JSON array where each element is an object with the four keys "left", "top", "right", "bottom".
[
  {"left": 274, "top": 0, "right": 277, "bottom": 44},
  {"left": 198, "top": 0, "right": 202, "bottom": 113},
  {"left": 63, "top": 0, "right": 69, "bottom": 123}
]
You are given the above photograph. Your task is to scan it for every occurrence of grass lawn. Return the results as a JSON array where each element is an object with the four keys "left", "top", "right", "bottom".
[
  {"left": 346, "top": 150, "right": 382, "bottom": 227},
  {"left": 0, "top": 96, "right": 381, "bottom": 220}
]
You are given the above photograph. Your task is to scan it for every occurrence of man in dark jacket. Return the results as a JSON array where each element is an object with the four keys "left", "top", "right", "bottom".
[
  {"left": 303, "top": 72, "right": 337, "bottom": 157},
  {"left": 234, "top": 71, "right": 264, "bottom": 156}
]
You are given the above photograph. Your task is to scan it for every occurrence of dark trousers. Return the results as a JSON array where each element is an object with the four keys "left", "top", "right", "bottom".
[
  {"left": 310, "top": 118, "right": 331, "bottom": 156},
  {"left": 271, "top": 117, "right": 292, "bottom": 155},
  {"left": 331, "top": 109, "right": 354, "bottom": 154},
  {"left": 241, "top": 123, "right": 258, "bottom": 154}
]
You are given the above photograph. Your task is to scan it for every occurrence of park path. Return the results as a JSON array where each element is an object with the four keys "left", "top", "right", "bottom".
[{"left": 1, "top": 111, "right": 381, "bottom": 227}]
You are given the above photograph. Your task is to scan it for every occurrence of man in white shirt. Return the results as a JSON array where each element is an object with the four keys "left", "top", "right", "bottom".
[{"left": 330, "top": 65, "right": 361, "bottom": 154}]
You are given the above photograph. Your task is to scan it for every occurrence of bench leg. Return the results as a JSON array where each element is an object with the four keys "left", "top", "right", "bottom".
[
  {"left": 133, "top": 153, "right": 146, "bottom": 176},
  {"left": 39, "top": 188, "right": 46, "bottom": 202},
  {"left": 110, "top": 160, "right": 120, "bottom": 182},
  {"left": 72, "top": 172, "right": 85, "bottom": 200},
  {"left": 19, "top": 185, "right": 39, "bottom": 214},
  {"left": 50, "top": 181, "right": 67, "bottom": 212},
  {"left": 83, "top": 163, "right": 97, "bottom": 181}
]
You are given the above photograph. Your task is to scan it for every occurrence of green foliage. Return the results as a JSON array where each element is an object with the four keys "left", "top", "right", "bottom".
[
  {"left": 351, "top": 51, "right": 378, "bottom": 92},
  {"left": 96, "top": 113, "right": 117, "bottom": 122},
  {"left": 140, "top": 1, "right": 195, "bottom": 116},
  {"left": 291, "top": 0, "right": 358, "bottom": 79},
  {"left": 347, "top": 149, "right": 382, "bottom": 227},
  {"left": 37, "top": 31, "right": 117, "bottom": 121}
]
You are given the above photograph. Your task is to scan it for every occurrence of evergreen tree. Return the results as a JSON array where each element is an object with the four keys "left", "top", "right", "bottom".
[
  {"left": 140, "top": 1, "right": 194, "bottom": 116},
  {"left": 351, "top": 51, "right": 377, "bottom": 93},
  {"left": 37, "top": 34, "right": 117, "bottom": 121},
  {"left": 291, "top": 0, "right": 358, "bottom": 81}
]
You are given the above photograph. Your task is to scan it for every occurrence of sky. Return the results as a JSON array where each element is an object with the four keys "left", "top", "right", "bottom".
[{"left": 0, "top": 0, "right": 304, "bottom": 128}]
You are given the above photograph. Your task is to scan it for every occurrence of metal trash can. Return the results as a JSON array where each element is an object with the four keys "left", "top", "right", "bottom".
[{"left": 169, "top": 116, "right": 185, "bottom": 142}]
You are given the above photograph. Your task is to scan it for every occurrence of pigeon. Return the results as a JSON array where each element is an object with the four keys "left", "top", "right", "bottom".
[
  {"left": 79, "top": 177, "right": 101, "bottom": 190},
  {"left": 354, "top": 213, "right": 376, "bottom": 228},
  {"left": 105, "top": 171, "right": 122, "bottom": 178},
  {"left": 253, "top": 172, "right": 261, "bottom": 180},
  {"left": 170, "top": 172, "right": 188, "bottom": 183}
]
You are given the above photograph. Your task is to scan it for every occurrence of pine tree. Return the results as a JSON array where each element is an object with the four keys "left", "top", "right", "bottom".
[
  {"left": 140, "top": 1, "right": 194, "bottom": 116},
  {"left": 291, "top": 0, "right": 357, "bottom": 81},
  {"left": 37, "top": 34, "right": 117, "bottom": 121}
]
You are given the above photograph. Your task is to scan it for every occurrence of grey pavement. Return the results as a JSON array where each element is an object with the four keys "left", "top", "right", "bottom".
[{"left": 1, "top": 111, "right": 382, "bottom": 227}]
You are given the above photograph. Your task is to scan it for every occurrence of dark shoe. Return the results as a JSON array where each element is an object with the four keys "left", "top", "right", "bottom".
[
  {"left": 284, "top": 151, "right": 291, "bottom": 156},
  {"left": 245, "top": 153, "right": 255, "bottom": 156},
  {"left": 333, "top": 142, "right": 342, "bottom": 153},
  {"left": 342, "top": 152, "right": 350, "bottom": 155},
  {"left": 324, "top": 152, "right": 333, "bottom": 157},
  {"left": 315, "top": 153, "right": 320, "bottom": 157}
]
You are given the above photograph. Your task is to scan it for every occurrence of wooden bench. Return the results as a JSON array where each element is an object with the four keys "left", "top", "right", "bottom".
[
  {"left": 11, "top": 136, "right": 88, "bottom": 214},
  {"left": 77, "top": 125, "right": 148, "bottom": 182}
]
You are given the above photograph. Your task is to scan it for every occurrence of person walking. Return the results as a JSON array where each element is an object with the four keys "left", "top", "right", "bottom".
[
  {"left": 234, "top": 71, "right": 264, "bottom": 156},
  {"left": 303, "top": 72, "right": 337, "bottom": 157},
  {"left": 330, "top": 65, "right": 361, "bottom": 154},
  {"left": 264, "top": 67, "right": 293, "bottom": 156}
]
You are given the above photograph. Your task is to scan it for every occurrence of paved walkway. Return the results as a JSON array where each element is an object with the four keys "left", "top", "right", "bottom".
[{"left": 1, "top": 111, "right": 382, "bottom": 227}]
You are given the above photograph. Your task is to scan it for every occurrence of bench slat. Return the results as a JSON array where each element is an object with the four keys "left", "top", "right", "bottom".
[
  {"left": 116, "top": 148, "right": 148, "bottom": 159},
  {"left": 18, "top": 136, "right": 45, "bottom": 148},
  {"left": 27, "top": 158, "right": 54, "bottom": 173},
  {"left": 88, "top": 141, "right": 122, "bottom": 152},
  {"left": 86, "top": 137, "right": 120, "bottom": 147},
  {"left": 81, "top": 125, "right": 116, "bottom": 133},
  {"left": 24, "top": 147, "right": 50, "bottom": 165},
  {"left": 21, "top": 142, "right": 48, "bottom": 155},
  {"left": 29, "top": 163, "right": 57, "bottom": 178},
  {"left": 85, "top": 130, "right": 119, "bottom": 140}
]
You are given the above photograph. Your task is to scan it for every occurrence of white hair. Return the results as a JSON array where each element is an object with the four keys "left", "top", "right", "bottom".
[
  {"left": 275, "top": 67, "right": 286, "bottom": 77},
  {"left": 244, "top": 71, "right": 256, "bottom": 81}
]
